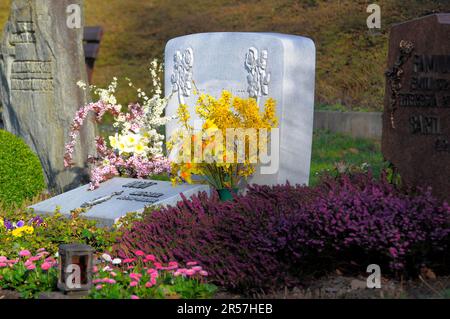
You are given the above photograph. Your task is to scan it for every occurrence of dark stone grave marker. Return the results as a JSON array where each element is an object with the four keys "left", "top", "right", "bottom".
[{"left": 382, "top": 13, "right": 450, "bottom": 200}]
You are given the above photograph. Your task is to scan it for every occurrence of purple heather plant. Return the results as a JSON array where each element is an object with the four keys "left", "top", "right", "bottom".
[{"left": 115, "top": 172, "right": 450, "bottom": 293}]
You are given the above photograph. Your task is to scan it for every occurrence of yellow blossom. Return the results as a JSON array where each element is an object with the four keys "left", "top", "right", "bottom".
[
  {"left": 169, "top": 90, "right": 278, "bottom": 189},
  {"left": 134, "top": 143, "right": 147, "bottom": 155},
  {"left": 11, "top": 225, "right": 34, "bottom": 238}
]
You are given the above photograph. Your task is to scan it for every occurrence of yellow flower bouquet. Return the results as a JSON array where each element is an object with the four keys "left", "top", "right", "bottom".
[{"left": 168, "top": 90, "right": 278, "bottom": 199}]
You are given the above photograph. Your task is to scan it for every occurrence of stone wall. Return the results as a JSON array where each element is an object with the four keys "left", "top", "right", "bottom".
[{"left": 313, "top": 111, "right": 382, "bottom": 140}]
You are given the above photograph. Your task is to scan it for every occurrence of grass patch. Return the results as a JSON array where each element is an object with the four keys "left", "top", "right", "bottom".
[
  {"left": 315, "top": 103, "right": 375, "bottom": 113},
  {"left": 310, "top": 130, "right": 384, "bottom": 185}
]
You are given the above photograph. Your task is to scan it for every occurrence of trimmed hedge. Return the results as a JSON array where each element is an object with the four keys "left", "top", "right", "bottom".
[
  {"left": 0, "top": 130, "right": 46, "bottom": 206},
  {"left": 115, "top": 172, "right": 450, "bottom": 293}
]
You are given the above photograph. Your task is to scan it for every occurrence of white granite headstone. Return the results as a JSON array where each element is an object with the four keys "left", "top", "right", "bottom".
[
  {"left": 165, "top": 32, "right": 316, "bottom": 186},
  {"left": 29, "top": 178, "right": 210, "bottom": 227}
]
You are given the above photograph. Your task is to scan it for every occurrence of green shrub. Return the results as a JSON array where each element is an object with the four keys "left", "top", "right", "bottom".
[
  {"left": 0, "top": 206, "right": 120, "bottom": 257},
  {"left": 0, "top": 130, "right": 46, "bottom": 206}
]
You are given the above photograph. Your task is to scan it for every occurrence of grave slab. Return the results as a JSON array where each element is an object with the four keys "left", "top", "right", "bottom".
[
  {"left": 29, "top": 178, "right": 210, "bottom": 227},
  {"left": 165, "top": 32, "right": 316, "bottom": 186}
]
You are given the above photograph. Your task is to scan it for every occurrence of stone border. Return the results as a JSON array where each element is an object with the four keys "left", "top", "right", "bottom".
[{"left": 313, "top": 111, "right": 382, "bottom": 140}]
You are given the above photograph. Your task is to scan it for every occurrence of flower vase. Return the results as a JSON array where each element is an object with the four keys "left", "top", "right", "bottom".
[{"left": 217, "top": 188, "right": 239, "bottom": 202}]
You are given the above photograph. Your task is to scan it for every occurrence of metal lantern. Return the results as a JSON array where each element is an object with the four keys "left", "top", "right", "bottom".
[{"left": 57, "top": 244, "right": 94, "bottom": 294}]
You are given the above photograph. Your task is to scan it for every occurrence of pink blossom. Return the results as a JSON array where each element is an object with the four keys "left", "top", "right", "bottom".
[
  {"left": 123, "top": 258, "right": 136, "bottom": 264},
  {"left": 130, "top": 281, "right": 138, "bottom": 287},
  {"left": 37, "top": 248, "right": 46, "bottom": 253},
  {"left": 186, "top": 261, "right": 198, "bottom": 266},
  {"left": 93, "top": 266, "right": 99, "bottom": 273},
  {"left": 134, "top": 250, "right": 145, "bottom": 257},
  {"left": 110, "top": 271, "right": 117, "bottom": 277},
  {"left": 130, "top": 295, "right": 140, "bottom": 300},
  {"left": 19, "top": 250, "right": 31, "bottom": 257},
  {"left": 185, "top": 269, "right": 196, "bottom": 276},
  {"left": 191, "top": 266, "right": 202, "bottom": 272},
  {"left": 129, "top": 273, "right": 142, "bottom": 281},
  {"left": 147, "top": 268, "right": 157, "bottom": 275},
  {"left": 389, "top": 247, "right": 398, "bottom": 258},
  {"left": 160, "top": 261, "right": 178, "bottom": 270},
  {"left": 199, "top": 270, "right": 209, "bottom": 276},
  {"left": 150, "top": 272, "right": 158, "bottom": 279},
  {"left": 153, "top": 262, "right": 162, "bottom": 269},
  {"left": 145, "top": 254, "right": 156, "bottom": 262},
  {"left": 37, "top": 252, "right": 49, "bottom": 258},
  {"left": 173, "top": 271, "right": 182, "bottom": 277},
  {"left": 0, "top": 263, "right": 7, "bottom": 268},
  {"left": 0, "top": 256, "right": 7, "bottom": 263},
  {"left": 96, "top": 285, "right": 103, "bottom": 290},
  {"left": 7, "top": 259, "right": 19, "bottom": 264},
  {"left": 102, "top": 266, "right": 113, "bottom": 272},
  {"left": 105, "top": 279, "right": 116, "bottom": 284},
  {"left": 127, "top": 265, "right": 135, "bottom": 270},
  {"left": 93, "top": 279, "right": 103, "bottom": 284},
  {"left": 29, "top": 256, "right": 42, "bottom": 262},
  {"left": 145, "top": 281, "right": 154, "bottom": 288},
  {"left": 41, "top": 262, "right": 52, "bottom": 271},
  {"left": 26, "top": 264, "right": 36, "bottom": 270}
]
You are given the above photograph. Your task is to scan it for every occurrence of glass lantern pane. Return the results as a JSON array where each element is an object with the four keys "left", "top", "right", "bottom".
[{"left": 71, "top": 255, "right": 89, "bottom": 285}]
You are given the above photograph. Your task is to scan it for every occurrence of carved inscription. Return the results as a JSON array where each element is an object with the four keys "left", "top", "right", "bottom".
[
  {"left": 122, "top": 181, "right": 157, "bottom": 189},
  {"left": 398, "top": 54, "right": 450, "bottom": 108},
  {"left": 396, "top": 53, "right": 450, "bottom": 150},
  {"left": 435, "top": 137, "right": 450, "bottom": 152},
  {"left": 7, "top": 19, "right": 54, "bottom": 92},
  {"left": 10, "top": 21, "right": 36, "bottom": 44},
  {"left": 10, "top": 61, "right": 53, "bottom": 91},
  {"left": 129, "top": 191, "right": 164, "bottom": 198},
  {"left": 409, "top": 115, "right": 441, "bottom": 135}
]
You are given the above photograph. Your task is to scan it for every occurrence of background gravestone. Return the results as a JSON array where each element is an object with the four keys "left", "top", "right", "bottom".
[
  {"left": 382, "top": 14, "right": 450, "bottom": 200},
  {"left": 165, "top": 32, "right": 316, "bottom": 186},
  {"left": 0, "top": 0, "right": 96, "bottom": 192}
]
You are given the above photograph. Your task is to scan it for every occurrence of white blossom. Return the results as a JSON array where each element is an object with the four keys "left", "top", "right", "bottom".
[{"left": 101, "top": 253, "right": 112, "bottom": 263}]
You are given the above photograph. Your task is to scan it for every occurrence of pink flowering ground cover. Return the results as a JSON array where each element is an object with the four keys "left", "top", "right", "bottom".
[
  {"left": 0, "top": 248, "right": 216, "bottom": 299},
  {"left": 89, "top": 250, "right": 216, "bottom": 299},
  {"left": 116, "top": 171, "right": 450, "bottom": 294},
  {"left": 0, "top": 249, "right": 58, "bottom": 298}
]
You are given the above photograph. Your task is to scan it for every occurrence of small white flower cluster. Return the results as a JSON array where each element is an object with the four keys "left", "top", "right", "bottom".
[
  {"left": 78, "top": 78, "right": 121, "bottom": 111},
  {"left": 101, "top": 253, "right": 121, "bottom": 265},
  {"left": 68, "top": 59, "right": 173, "bottom": 189},
  {"left": 109, "top": 131, "right": 163, "bottom": 157},
  {"left": 78, "top": 59, "right": 171, "bottom": 160}
]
